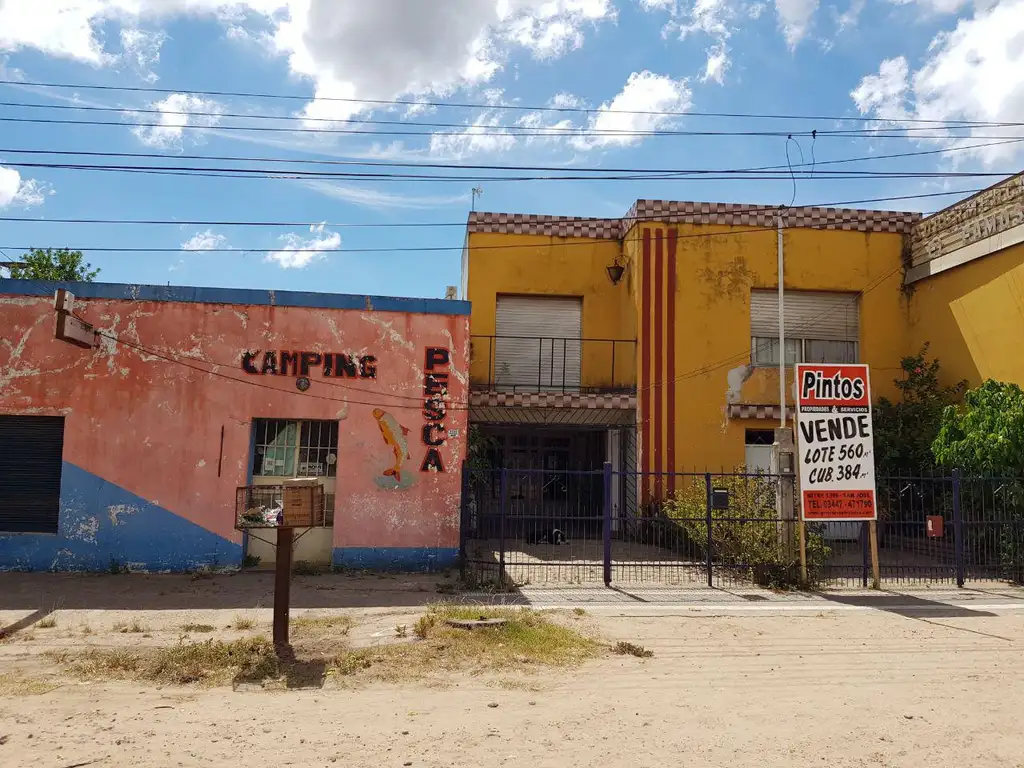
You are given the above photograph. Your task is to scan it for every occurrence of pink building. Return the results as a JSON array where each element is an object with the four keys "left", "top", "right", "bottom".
[{"left": 0, "top": 279, "right": 469, "bottom": 572}]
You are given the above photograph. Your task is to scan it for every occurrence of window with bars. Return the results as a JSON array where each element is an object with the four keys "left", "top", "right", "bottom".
[
  {"left": 252, "top": 419, "right": 338, "bottom": 479},
  {"left": 251, "top": 419, "right": 338, "bottom": 526},
  {"left": 750, "top": 289, "right": 860, "bottom": 367}
]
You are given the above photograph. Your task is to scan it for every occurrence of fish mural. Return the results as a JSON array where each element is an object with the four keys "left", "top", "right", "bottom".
[{"left": 372, "top": 408, "right": 411, "bottom": 483}]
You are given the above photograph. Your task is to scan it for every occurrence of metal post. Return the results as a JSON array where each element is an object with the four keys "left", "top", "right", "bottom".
[
  {"left": 459, "top": 460, "right": 470, "bottom": 580},
  {"left": 562, "top": 338, "right": 567, "bottom": 392},
  {"left": 603, "top": 462, "right": 613, "bottom": 587},
  {"left": 777, "top": 213, "right": 786, "bottom": 426},
  {"left": 705, "top": 472, "right": 714, "bottom": 587},
  {"left": 861, "top": 521, "right": 869, "bottom": 588},
  {"left": 498, "top": 468, "right": 508, "bottom": 586},
  {"left": 953, "top": 468, "right": 965, "bottom": 588},
  {"left": 538, "top": 338, "right": 543, "bottom": 391},
  {"left": 273, "top": 527, "right": 294, "bottom": 650}
]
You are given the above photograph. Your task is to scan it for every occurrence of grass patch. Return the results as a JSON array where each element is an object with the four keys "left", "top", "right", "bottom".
[
  {"left": 292, "top": 560, "right": 320, "bottom": 576},
  {"left": 330, "top": 605, "right": 600, "bottom": 683},
  {"left": 59, "top": 637, "right": 279, "bottom": 686},
  {"left": 182, "top": 623, "right": 215, "bottom": 633},
  {"left": 572, "top": 608, "right": 586, "bottom": 617},
  {"left": 0, "top": 673, "right": 59, "bottom": 696},
  {"left": 115, "top": 619, "right": 149, "bottom": 634},
  {"left": 232, "top": 615, "right": 256, "bottom": 630},
  {"left": 291, "top": 614, "right": 354, "bottom": 639},
  {"left": 36, "top": 615, "right": 58, "bottom": 629},
  {"left": 613, "top": 641, "right": 654, "bottom": 658}
]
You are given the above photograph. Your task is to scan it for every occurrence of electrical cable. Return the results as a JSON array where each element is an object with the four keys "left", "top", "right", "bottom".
[
  {"left": 1, "top": 137, "right": 1020, "bottom": 176},
  {"left": 3, "top": 114, "right": 1024, "bottom": 140},
  {"left": 4, "top": 78, "right": 1021, "bottom": 128},
  {"left": 0, "top": 188, "right": 985, "bottom": 229}
]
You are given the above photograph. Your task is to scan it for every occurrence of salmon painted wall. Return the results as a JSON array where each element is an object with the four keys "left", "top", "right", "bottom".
[{"left": 0, "top": 280, "right": 470, "bottom": 572}]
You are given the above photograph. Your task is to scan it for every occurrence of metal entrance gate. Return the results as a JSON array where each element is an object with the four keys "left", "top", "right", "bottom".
[{"left": 460, "top": 465, "right": 1024, "bottom": 589}]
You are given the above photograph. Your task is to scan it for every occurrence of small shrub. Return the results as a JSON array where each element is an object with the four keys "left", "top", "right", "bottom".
[
  {"left": 395, "top": 624, "right": 408, "bottom": 638},
  {"left": 662, "top": 471, "right": 830, "bottom": 589},
  {"left": 36, "top": 615, "right": 57, "bottom": 629},
  {"left": 182, "top": 623, "right": 215, "bottom": 633},
  {"left": 108, "top": 558, "right": 129, "bottom": 575},
  {"left": 242, "top": 554, "right": 261, "bottom": 568},
  {"left": 413, "top": 614, "right": 437, "bottom": 639},
  {"left": 334, "top": 649, "right": 373, "bottom": 676},
  {"left": 572, "top": 608, "right": 586, "bottom": 617},
  {"left": 613, "top": 641, "right": 653, "bottom": 658},
  {"left": 233, "top": 616, "right": 256, "bottom": 630}
]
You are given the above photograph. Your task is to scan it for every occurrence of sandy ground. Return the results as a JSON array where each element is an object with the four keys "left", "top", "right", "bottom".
[{"left": 2, "top": 573, "right": 1024, "bottom": 768}]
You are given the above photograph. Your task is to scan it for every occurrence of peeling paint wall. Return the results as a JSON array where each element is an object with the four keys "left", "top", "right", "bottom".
[{"left": 0, "top": 281, "right": 470, "bottom": 572}]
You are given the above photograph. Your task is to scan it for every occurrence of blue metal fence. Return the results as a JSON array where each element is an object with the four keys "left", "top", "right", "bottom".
[{"left": 459, "top": 464, "right": 1024, "bottom": 589}]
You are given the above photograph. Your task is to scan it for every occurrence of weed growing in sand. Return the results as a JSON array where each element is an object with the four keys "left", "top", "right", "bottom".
[
  {"left": 292, "top": 561, "right": 319, "bottom": 576},
  {"left": 115, "top": 619, "right": 149, "bottom": 634},
  {"left": 182, "top": 623, "right": 215, "bottom": 633},
  {"left": 232, "top": 616, "right": 256, "bottom": 630},
  {"left": 36, "top": 615, "right": 57, "bottom": 629},
  {"left": 332, "top": 605, "right": 599, "bottom": 683},
  {"left": 395, "top": 625, "right": 408, "bottom": 638},
  {"left": 613, "top": 641, "right": 654, "bottom": 658},
  {"left": 60, "top": 637, "right": 279, "bottom": 686}
]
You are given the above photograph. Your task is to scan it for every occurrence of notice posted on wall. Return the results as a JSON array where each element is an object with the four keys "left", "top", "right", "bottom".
[{"left": 795, "top": 363, "right": 877, "bottom": 522}]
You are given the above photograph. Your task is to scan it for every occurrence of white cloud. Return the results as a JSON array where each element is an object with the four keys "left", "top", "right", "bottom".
[
  {"left": 429, "top": 112, "right": 519, "bottom": 158},
  {"left": 774, "top": 0, "right": 819, "bottom": 46},
  {"left": 119, "top": 27, "right": 167, "bottom": 82},
  {"left": 302, "top": 180, "right": 471, "bottom": 210},
  {"left": 0, "top": 1, "right": 616, "bottom": 132},
  {"left": 0, "top": 166, "right": 49, "bottom": 208},
  {"left": 267, "top": 223, "right": 340, "bottom": 269},
  {"left": 851, "top": 0, "right": 1024, "bottom": 166},
  {"left": 701, "top": 42, "right": 730, "bottom": 83},
  {"left": 129, "top": 93, "right": 224, "bottom": 149},
  {"left": 638, "top": 0, "right": 755, "bottom": 81},
  {"left": 181, "top": 230, "right": 230, "bottom": 251},
  {"left": 572, "top": 70, "right": 692, "bottom": 150}
]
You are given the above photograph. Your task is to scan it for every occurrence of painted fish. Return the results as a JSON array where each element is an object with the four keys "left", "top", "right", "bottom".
[{"left": 372, "top": 408, "right": 411, "bottom": 481}]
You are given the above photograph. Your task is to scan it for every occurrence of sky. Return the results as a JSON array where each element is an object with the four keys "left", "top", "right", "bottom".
[{"left": 0, "top": 0, "right": 1021, "bottom": 299}]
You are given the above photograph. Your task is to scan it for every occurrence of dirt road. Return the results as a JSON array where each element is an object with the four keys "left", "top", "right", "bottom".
[{"left": 1, "top": 574, "right": 1022, "bottom": 767}]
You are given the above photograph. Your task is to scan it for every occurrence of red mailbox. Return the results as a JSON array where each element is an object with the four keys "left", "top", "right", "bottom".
[{"left": 926, "top": 515, "right": 944, "bottom": 538}]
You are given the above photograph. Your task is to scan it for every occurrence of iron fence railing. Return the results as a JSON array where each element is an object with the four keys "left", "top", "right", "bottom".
[
  {"left": 470, "top": 335, "right": 636, "bottom": 393},
  {"left": 459, "top": 465, "right": 1024, "bottom": 589}
]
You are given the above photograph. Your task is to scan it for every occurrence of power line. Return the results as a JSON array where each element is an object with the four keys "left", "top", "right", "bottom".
[
  {"left": 2, "top": 137, "right": 1019, "bottom": 177},
  {"left": 0, "top": 188, "right": 989, "bottom": 229},
  {"left": 4, "top": 78, "right": 1021, "bottom": 128},
  {"left": 4, "top": 99, "right": 1024, "bottom": 138},
  {"left": 0, "top": 159, "right": 1013, "bottom": 185},
  {"left": 3, "top": 114, "right": 1024, "bottom": 140}
]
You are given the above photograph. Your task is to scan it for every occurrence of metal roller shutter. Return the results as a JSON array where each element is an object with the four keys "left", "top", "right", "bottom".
[
  {"left": 0, "top": 416, "right": 65, "bottom": 534},
  {"left": 750, "top": 290, "right": 859, "bottom": 341},
  {"left": 495, "top": 295, "right": 582, "bottom": 391}
]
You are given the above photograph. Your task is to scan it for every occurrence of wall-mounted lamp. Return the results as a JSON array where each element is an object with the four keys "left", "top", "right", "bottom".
[{"left": 606, "top": 262, "right": 626, "bottom": 285}]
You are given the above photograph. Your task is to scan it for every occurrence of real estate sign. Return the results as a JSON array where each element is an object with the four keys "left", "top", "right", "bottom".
[{"left": 795, "top": 363, "right": 877, "bottom": 522}]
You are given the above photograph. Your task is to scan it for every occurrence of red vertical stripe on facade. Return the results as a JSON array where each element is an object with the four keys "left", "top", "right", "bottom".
[
  {"left": 653, "top": 229, "right": 664, "bottom": 501},
  {"left": 666, "top": 228, "right": 677, "bottom": 496},
  {"left": 640, "top": 230, "right": 652, "bottom": 504}
]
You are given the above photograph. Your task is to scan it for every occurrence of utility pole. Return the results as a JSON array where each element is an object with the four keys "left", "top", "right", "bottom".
[{"left": 777, "top": 211, "right": 786, "bottom": 426}]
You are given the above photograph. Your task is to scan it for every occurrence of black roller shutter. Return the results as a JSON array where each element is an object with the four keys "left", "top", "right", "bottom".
[{"left": 0, "top": 416, "right": 65, "bottom": 534}]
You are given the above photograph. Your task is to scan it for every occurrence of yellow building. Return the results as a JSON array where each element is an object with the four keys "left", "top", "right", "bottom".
[{"left": 463, "top": 173, "right": 1023, "bottom": 511}]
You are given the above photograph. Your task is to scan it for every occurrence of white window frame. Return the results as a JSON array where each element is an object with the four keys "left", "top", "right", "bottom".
[{"left": 750, "top": 337, "right": 859, "bottom": 367}]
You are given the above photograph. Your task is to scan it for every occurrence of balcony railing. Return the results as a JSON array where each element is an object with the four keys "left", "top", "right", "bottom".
[{"left": 471, "top": 335, "right": 637, "bottom": 394}]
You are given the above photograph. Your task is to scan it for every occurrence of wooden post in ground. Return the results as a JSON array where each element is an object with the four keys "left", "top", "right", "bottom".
[
  {"left": 799, "top": 518, "right": 808, "bottom": 585},
  {"left": 868, "top": 520, "right": 881, "bottom": 590},
  {"left": 273, "top": 527, "right": 294, "bottom": 649}
]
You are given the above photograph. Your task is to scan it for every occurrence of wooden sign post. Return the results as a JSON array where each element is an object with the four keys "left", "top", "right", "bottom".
[{"left": 794, "top": 364, "right": 879, "bottom": 588}]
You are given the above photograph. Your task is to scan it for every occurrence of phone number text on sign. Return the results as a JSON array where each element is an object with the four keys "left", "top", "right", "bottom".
[{"left": 795, "top": 363, "right": 877, "bottom": 522}]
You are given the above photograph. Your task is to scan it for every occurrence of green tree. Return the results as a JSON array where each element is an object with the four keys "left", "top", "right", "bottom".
[
  {"left": 932, "top": 380, "right": 1024, "bottom": 472},
  {"left": 7, "top": 248, "right": 99, "bottom": 282},
  {"left": 873, "top": 343, "right": 966, "bottom": 471}
]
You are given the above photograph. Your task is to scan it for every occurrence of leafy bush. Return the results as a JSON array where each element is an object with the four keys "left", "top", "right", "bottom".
[
  {"left": 874, "top": 343, "right": 966, "bottom": 472},
  {"left": 661, "top": 472, "right": 830, "bottom": 589}
]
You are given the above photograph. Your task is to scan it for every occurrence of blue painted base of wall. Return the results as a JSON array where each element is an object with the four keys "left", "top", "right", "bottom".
[
  {"left": 0, "top": 462, "right": 242, "bottom": 572},
  {"left": 332, "top": 547, "right": 459, "bottom": 573}
]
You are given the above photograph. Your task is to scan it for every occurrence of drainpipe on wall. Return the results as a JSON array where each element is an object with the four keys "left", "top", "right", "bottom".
[{"left": 777, "top": 212, "right": 786, "bottom": 426}]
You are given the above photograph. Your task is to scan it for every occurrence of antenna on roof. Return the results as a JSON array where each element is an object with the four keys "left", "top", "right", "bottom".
[{"left": 471, "top": 186, "right": 484, "bottom": 211}]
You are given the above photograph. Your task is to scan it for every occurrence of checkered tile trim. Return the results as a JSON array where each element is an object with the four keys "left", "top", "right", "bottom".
[
  {"left": 728, "top": 403, "right": 783, "bottom": 420},
  {"left": 468, "top": 211, "right": 621, "bottom": 239},
  {"left": 470, "top": 391, "right": 637, "bottom": 409},
  {"left": 624, "top": 200, "right": 920, "bottom": 234}
]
